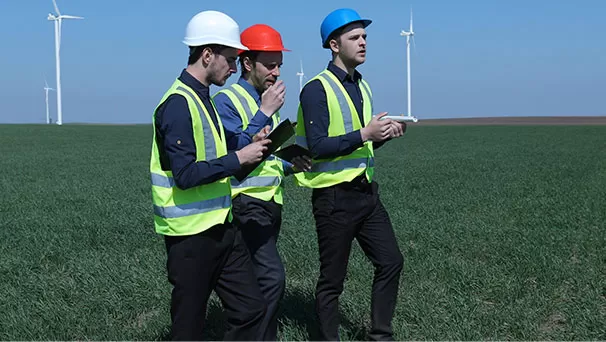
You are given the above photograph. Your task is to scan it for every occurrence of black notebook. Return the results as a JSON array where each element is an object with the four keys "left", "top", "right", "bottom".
[
  {"left": 265, "top": 118, "right": 296, "bottom": 152},
  {"left": 273, "top": 144, "right": 312, "bottom": 163}
]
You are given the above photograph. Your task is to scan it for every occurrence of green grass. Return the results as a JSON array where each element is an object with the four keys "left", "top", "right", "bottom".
[{"left": 0, "top": 124, "right": 604, "bottom": 340}]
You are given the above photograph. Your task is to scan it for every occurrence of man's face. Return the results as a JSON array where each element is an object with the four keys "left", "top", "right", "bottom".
[
  {"left": 333, "top": 22, "right": 367, "bottom": 66},
  {"left": 249, "top": 51, "right": 283, "bottom": 91},
  {"left": 208, "top": 47, "right": 238, "bottom": 86}
]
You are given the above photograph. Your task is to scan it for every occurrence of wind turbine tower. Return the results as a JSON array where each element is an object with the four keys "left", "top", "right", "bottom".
[
  {"left": 47, "top": 0, "right": 83, "bottom": 125},
  {"left": 44, "top": 79, "right": 55, "bottom": 124},
  {"left": 400, "top": 8, "right": 418, "bottom": 122},
  {"left": 296, "top": 59, "right": 305, "bottom": 94}
]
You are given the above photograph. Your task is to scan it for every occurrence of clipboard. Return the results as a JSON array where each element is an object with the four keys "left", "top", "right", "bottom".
[{"left": 233, "top": 119, "right": 296, "bottom": 181}]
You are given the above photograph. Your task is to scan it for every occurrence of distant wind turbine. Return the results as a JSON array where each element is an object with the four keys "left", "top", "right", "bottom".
[
  {"left": 44, "top": 79, "right": 55, "bottom": 124},
  {"left": 296, "top": 59, "right": 305, "bottom": 94},
  {"left": 399, "top": 8, "right": 419, "bottom": 122},
  {"left": 47, "top": 0, "right": 83, "bottom": 125}
]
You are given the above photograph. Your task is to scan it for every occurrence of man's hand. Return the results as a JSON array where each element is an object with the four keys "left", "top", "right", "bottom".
[
  {"left": 291, "top": 155, "right": 312, "bottom": 172},
  {"left": 259, "top": 80, "right": 286, "bottom": 117},
  {"left": 235, "top": 139, "right": 272, "bottom": 166},
  {"left": 253, "top": 125, "right": 271, "bottom": 142},
  {"left": 389, "top": 121, "right": 406, "bottom": 138},
  {"left": 360, "top": 112, "right": 393, "bottom": 142}
]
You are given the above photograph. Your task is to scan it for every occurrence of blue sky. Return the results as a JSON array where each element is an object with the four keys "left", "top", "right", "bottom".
[{"left": 1, "top": 0, "right": 605, "bottom": 124}]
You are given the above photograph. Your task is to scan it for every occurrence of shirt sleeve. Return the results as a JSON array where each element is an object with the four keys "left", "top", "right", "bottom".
[
  {"left": 299, "top": 80, "right": 365, "bottom": 159},
  {"left": 213, "top": 92, "right": 273, "bottom": 151},
  {"left": 155, "top": 94, "right": 241, "bottom": 190}
]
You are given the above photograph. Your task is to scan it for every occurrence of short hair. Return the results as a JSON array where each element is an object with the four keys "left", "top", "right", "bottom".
[
  {"left": 326, "top": 25, "right": 347, "bottom": 48},
  {"left": 238, "top": 51, "right": 260, "bottom": 76},
  {"left": 187, "top": 44, "right": 224, "bottom": 65}
]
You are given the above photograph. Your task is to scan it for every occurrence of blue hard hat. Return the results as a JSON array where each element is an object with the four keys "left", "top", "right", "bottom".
[{"left": 320, "top": 8, "right": 372, "bottom": 48}]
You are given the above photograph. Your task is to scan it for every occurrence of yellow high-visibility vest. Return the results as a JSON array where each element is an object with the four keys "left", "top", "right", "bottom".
[
  {"left": 150, "top": 79, "right": 232, "bottom": 236},
  {"left": 214, "top": 83, "right": 285, "bottom": 204},
  {"left": 294, "top": 69, "right": 374, "bottom": 189}
]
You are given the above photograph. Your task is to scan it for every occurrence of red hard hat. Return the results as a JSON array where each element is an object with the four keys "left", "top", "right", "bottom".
[{"left": 239, "top": 24, "right": 291, "bottom": 54}]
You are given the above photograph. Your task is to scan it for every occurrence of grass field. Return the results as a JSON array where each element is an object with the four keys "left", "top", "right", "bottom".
[{"left": 0, "top": 124, "right": 604, "bottom": 340}]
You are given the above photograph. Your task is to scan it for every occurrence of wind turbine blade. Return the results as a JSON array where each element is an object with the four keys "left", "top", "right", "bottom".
[
  {"left": 412, "top": 35, "right": 417, "bottom": 53},
  {"left": 52, "top": 0, "right": 61, "bottom": 15},
  {"left": 300, "top": 59, "right": 304, "bottom": 74},
  {"left": 61, "top": 15, "right": 84, "bottom": 19},
  {"left": 410, "top": 8, "right": 413, "bottom": 32}
]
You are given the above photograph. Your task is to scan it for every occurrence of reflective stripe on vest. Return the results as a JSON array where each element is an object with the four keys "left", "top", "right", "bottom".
[
  {"left": 309, "top": 157, "right": 374, "bottom": 173},
  {"left": 359, "top": 80, "right": 373, "bottom": 113},
  {"left": 231, "top": 175, "right": 282, "bottom": 188},
  {"left": 151, "top": 173, "right": 174, "bottom": 188},
  {"left": 226, "top": 87, "right": 255, "bottom": 121},
  {"left": 317, "top": 73, "right": 355, "bottom": 133},
  {"left": 153, "top": 195, "right": 231, "bottom": 219},
  {"left": 176, "top": 85, "right": 217, "bottom": 160}
]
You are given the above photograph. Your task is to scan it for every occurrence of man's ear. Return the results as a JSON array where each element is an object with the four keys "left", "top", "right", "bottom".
[
  {"left": 242, "top": 56, "right": 254, "bottom": 73},
  {"left": 329, "top": 38, "right": 340, "bottom": 54},
  {"left": 201, "top": 47, "right": 214, "bottom": 66}
]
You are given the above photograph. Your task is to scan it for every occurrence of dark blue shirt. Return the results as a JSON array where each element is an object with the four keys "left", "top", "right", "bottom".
[
  {"left": 213, "top": 76, "right": 293, "bottom": 173},
  {"left": 299, "top": 62, "right": 387, "bottom": 159},
  {"left": 213, "top": 77, "right": 273, "bottom": 150},
  {"left": 154, "top": 69, "right": 241, "bottom": 190}
]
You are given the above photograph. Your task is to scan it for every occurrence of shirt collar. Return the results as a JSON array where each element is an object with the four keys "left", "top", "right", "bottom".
[
  {"left": 236, "top": 76, "right": 262, "bottom": 104},
  {"left": 178, "top": 69, "right": 210, "bottom": 100},
  {"left": 327, "top": 61, "right": 362, "bottom": 83}
]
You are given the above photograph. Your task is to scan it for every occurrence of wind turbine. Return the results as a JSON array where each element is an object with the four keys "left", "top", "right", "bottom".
[
  {"left": 398, "top": 8, "right": 418, "bottom": 123},
  {"left": 47, "top": 0, "right": 83, "bottom": 125},
  {"left": 44, "top": 79, "right": 55, "bottom": 124},
  {"left": 296, "top": 59, "right": 305, "bottom": 94}
]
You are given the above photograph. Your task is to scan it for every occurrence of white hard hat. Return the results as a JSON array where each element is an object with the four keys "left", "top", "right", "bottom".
[{"left": 183, "top": 10, "right": 248, "bottom": 51}]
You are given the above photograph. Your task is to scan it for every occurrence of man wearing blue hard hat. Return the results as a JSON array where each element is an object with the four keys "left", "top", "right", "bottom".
[{"left": 293, "top": 8, "right": 406, "bottom": 341}]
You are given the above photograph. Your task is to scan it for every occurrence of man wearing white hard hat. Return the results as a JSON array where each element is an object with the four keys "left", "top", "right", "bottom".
[{"left": 149, "top": 10, "right": 271, "bottom": 341}]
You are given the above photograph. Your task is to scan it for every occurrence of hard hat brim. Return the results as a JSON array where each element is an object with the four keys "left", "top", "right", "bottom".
[
  {"left": 182, "top": 37, "right": 249, "bottom": 51},
  {"left": 237, "top": 47, "right": 291, "bottom": 55}
]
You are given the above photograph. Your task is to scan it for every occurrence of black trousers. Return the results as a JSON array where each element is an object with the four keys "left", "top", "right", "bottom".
[
  {"left": 164, "top": 222, "right": 267, "bottom": 341},
  {"left": 232, "top": 194, "right": 285, "bottom": 341},
  {"left": 311, "top": 177, "right": 404, "bottom": 341}
]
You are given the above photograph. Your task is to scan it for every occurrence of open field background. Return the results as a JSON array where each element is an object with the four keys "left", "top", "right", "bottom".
[{"left": 0, "top": 118, "right": 604, "bottom": 340}]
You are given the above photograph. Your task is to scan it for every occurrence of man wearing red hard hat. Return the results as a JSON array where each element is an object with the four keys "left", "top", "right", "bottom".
[{"left": 214, "top": 23, "right": 312, "bottom": 341}]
